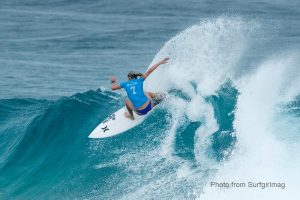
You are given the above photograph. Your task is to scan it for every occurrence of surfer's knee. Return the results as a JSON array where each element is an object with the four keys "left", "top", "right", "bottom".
[
  {"left": 145, "top": 92, "right": 155, "bottom": 100},
  {"left": 125, "top": 100, "right": 130, "bottom": 108},
  {"left": 125, "top": 99, "right": 130, "bottom": 104}
]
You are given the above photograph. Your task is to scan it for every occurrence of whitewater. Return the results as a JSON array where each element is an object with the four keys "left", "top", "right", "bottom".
[
  {"left": 145, "top": 17, "right": 300, "bottom": 199},
  {"left": 1, "top": 2, "right": 300, "bottom": 200}
]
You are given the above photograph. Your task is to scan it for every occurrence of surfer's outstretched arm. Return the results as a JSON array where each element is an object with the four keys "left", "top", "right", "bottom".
[
  {"left": 110, "top": 77, "right": 121, "bottom": 90},
  {"left": 143, "top": 57, "right": 169, "bottom": 79}
]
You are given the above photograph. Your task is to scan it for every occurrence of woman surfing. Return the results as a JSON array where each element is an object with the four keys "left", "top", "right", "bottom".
[{"left": 110, "top": 57, "right": 169, "bottom": 120}]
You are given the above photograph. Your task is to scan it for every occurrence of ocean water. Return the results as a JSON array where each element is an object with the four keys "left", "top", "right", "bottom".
[{"left": 1, "top": 0, "right": 300, "bottom": 199}]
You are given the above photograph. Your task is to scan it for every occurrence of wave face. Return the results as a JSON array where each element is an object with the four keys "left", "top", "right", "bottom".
[{"left": 1, "top": 16, "right": 300, "bottom": 199}]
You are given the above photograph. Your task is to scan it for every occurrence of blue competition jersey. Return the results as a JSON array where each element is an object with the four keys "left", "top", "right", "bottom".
[{"left": 120, "top": 78, "right": 148, "bottom": 109}]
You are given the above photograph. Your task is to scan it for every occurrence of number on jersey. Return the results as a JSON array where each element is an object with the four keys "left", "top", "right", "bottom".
[{"left": 131, "top": 86, "right": 136, "bottom": 94}]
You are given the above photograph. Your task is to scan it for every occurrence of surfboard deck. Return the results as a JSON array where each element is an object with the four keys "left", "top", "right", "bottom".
[{"left": 89, "top": 92, "right": 165, "bottom": 139}]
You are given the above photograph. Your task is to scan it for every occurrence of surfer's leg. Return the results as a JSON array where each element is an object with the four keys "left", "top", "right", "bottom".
[
  {"left": 145, "top": 92, "right": 156, "bottom": 107},
  {"left": 125, "top": 99, "right": 135, "bottom": 120},
  {"left": 145, "top": 92, "right": 156, "bottom": 99},
  {"left": 146, "top": 92, "right": 165, "bottom": 106}
]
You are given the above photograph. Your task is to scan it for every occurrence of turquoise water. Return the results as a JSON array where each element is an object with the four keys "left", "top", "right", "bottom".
[{"left": 1, "top": 0, "right": 300, "bottom": 199}]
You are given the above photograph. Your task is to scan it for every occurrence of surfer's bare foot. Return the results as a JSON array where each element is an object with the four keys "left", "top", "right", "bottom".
[{"left": 124, "top": 112, "right": 134, "bottom": 120}]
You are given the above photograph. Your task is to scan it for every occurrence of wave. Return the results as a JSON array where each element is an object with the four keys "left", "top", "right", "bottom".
[
  {"left": 0, "top": 90, "right": 121, "bottom": 199},
  {"left": 200, "top": 53, "right": 300, "bottom": 200},
  {"left": 1, "top": 16, "right": 299, "bottom": 199},
  {"left": 0, "top": 87, "right": 236, "bottom": 199},
  {"left": 143, "top": 16, "right": 300, "bottom": 199}
]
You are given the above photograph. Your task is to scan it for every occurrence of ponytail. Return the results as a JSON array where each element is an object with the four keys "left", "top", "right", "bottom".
[
  {"left": 135, "top": 72, "right": 143, "bottom": 77},
  {"left": 128, "top": 71, "right": 143, "bottom": 79}
]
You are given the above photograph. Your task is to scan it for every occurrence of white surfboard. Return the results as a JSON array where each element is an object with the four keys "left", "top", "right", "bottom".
[
  {"left": 88, "top": 107, "right": 149, "bottom": 138},
  {"left": 89, "top": 93, "right": 165, "bottom": 139}
]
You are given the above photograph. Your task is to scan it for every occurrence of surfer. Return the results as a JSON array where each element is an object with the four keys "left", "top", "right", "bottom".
[{"left": 110, "top": 57, "right": 169, "bottom": 120}]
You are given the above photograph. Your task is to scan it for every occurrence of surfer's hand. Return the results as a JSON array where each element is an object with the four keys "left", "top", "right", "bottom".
[
  {"left": 110, "top": 76, "right": 117, "bottom": 83},
  {"left": 160, "top": 57, "right": 169, "bottom": 64}
]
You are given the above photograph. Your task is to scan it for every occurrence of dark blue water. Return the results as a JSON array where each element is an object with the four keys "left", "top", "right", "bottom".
[{"left": 1, "top": 0, "right": 300, "bottom": 199}]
